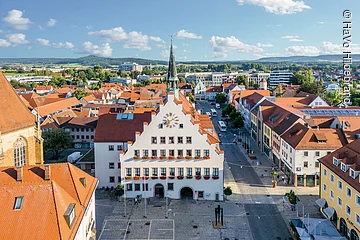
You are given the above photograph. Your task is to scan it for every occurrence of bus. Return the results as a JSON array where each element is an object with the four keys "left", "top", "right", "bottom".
[
  {"left": 218, "top": 121, "right": 227, "bottom": 132},
  {"left": 211, "top": 109, "right": 217, "bottom": 117}
]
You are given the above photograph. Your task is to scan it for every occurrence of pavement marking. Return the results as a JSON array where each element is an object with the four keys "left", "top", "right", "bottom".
[
  {"left": 147, "top": 220, "right": 152, "bottom": 240},
  {"left": 123, "top": 220, "right": 130, "bottom": 240},
  {"left": 98, "top": 219, "right": 107, "bottom": 240}
]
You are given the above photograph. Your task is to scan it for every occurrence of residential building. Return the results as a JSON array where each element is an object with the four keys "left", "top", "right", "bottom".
[
  {"left": 119, "top": 62, "right": 143, "bottom": 72},
  {"left": 269, "top": 70, "right": 293, "bottom": 87},
  {"left": 63, "top": 117, "right": 98, "bottom": 148},
  {"left": 194, "top": 80, "right": 207, "bottom": 100},
  {"left": 35, "top": 85, "right": 54, "bottom": 95},
  {"left": 119, "top": 42, "right": 224, "bottom": 200},
  {"left": 248, "top": 72, "right": 270, "bottom": 86},
  {"left": 319, "top": 139, "right": 360, "bottom": 239}
]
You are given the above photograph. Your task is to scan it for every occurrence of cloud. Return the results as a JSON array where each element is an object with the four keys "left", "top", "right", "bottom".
[
  {"left": 82, "top": 41, "right": 113, "bottom": 57},
  {"left": 156, "top": 44, "right": 167, "bottom": 49},
  {"left": 282, "top": 35, "right": 303, "bottom": 42},
  {"left": 64, "top": 42, "right": 75, "bottom": 49},
  {"left": 88, "top": 26, "right": 156, "bottom": 51},
  {"left": 6, "top": 33, "right": 29, "bottom": 44},
  {"left": 36, "top": 38, "right": 50, "bottom": 46},
  {"left": 3, "top": 10, "right": 32, "bottom": 30},
  {"left": 183, "top": 49, "right": 191, "bottom": 53},
  {"left": 176, "top": 29, "right": 202, "bottom": 39},
  {"left": 0, "top": 39, "right": 11, "bottom": 47},
  {"left": 285, "top": 45, "right": 320, "bottom": 56},
  {"left": 47, "top": 18, "right": 57, "bottom": 27},
  {"left": 52, "top": 41, "right": 75, "bottom": 49},
  {"left": 285, "top": 42, "right": 360, "bottom": 56},
  {"left": 86, "top": 25, "right": 93, "bottom": 30},
  {"left": 160, "top": 49, "right": 169, "bottom": 58},
  {"left": 318, "top": 21, "right": 327, "bottom": 24},
  {"left": 290, "top": 38, "right": 304, "bottom": 42},
  {"left": 209, "top": 36, "right": 263, "bottom": 58},
  {"left": 237, "top": 0, "right": 311, "bottom": 15},
  {"left": 253, "top": 52, "right": 281, "bottom": 59},
  {"left": 149, "top": 36, "right": 164, "bottom": 43},
  {"left": 256, "top": 43, "right": 273, "bottom": 47},
  {"left": 281, "top": 35, "right": 300, "bottom": 39}
]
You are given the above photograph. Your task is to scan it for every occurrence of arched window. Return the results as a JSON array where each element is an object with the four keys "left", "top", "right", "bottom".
[{"left": 14, "top": 138, "right": 26, "bottom": 167}]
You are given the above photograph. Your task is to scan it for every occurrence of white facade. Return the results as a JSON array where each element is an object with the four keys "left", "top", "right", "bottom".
[
  {"left": 74, "top": 191, "right": 97, "bottom": 240},
  {"left": 120, "top": 93, "right": 224, "bottom": 200},
  {"left": 308, "top": 96, "right": 329, "bottom": 107},
  {"left": 120, "top": 62, "right": 143, "bottom": 72},
  {"left": 194, "top": 80, "right": 207, "bottom": 100},
  {"left": 95, "top": 142, "right": 128, "bottom": 187},
  {"left": 248, "top": 72, "right": 270, "bottom": 85},
  {"left": 269, "top": 70, "right": 293, "bottom": 87}
]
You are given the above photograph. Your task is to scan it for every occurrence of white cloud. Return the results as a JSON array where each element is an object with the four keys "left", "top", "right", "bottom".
[
  {"left": 156, "top": 44, "right": 167, "bottom": 49},
  {"left": 318, "top": 21, "right": 327, "bottom": 24},
  {"left": 237, "top": 0, "right": 311, "bottom": 15},
  {"left": 86, "top": 25, "right": 93, "bottom": 30},
  {"left": 0, "top": 39, "right": 11, "bottom": 47},
  {"left": 183, "top": 49, "right": 191, "bottom": 53},
  {"left": 3, "top": 10, "right": 32, "bottom": 30},
  {"left": 160, "top": 49, "right": 169, "bottom": 58},
  {"left": 182, "top": 43, "right": 190, "bottom": 47},
  {"left": 82, "top": 41, "right": 113, "bottom": 57},
  {"left": 285, "top": 42, "right": 360, "bottom": 56},
  {"left": 36, "top": 38, "right": 50, "bottom": 46},
  {"left": 149, "top": 36, "right": 164, "bottom": 43},
  {"left": 256, "top": 43, "right": 273, "bottom": 47},
  {"left": 6, "top": 33, "right": 29, "bottom": 44},
  {"left": 47, "top": 18, "right": 57, "bottom": 27},
  {"left": 89, "top": 26, "right": 155, "bottom": 51},
  {"left": 254, "top": 52, "right": 281, "bottom": 59},
  {"left": 64, "top": 42, "right": 75, "bottom": 49},
  {"left": 52, "top": 42, "right": 64, "bottom": 48},
  {"left": 282, "top": 35, "right": 303, "bottom": 42},
  {"left": 38, "top": 25, "right": 44, "bottom": 30},
  {"left": 285, "top": 45, "right": 320, "bottom": 56},
  {"left": 290, "top": 38, "right": 304, "bottom": 42},
  {"left": 209, "top": 36, "right": 263, "bottom": 58},
  {"left": 177, "top": 29, "right": 202, "bottom": 39}
]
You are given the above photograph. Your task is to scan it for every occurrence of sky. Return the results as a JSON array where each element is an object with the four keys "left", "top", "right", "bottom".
[{"left": 0, "top": 0, "right": 359, "bottom": 60}]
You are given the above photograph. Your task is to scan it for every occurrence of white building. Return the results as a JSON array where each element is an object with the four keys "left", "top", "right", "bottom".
[
  {"left": 269, "top": 70, "right": 293, "bottom": 87},
  {"left": 194, "top": 80, "right": 207, "bottom": 100},
  {"left": 120, "top": 62, "right": 143, "bottom": 72},
  {"left": 248, "top": 72, "right": 270, "bottom": 86}
]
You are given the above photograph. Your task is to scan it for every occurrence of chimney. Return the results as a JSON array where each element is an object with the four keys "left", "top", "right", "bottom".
[
  {"left": 45, "top": 164, "right": 51, "bottom": 180},
  {"left": 17, "top": 167, "right": 23, "bottom": 182}
]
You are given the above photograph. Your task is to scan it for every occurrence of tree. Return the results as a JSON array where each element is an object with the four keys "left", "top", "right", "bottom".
[
  {"left": 232, "top": 116, "right": 244, "bottom": 128},
  {"left": 215, "top": 93, "right": 226, "bottom": 104},
  {"left": 42, "top": 129, "right": 73, "bottom": 159},
  {"left": 236, "top": 75, "right": 248, "bottom": 86},
  {"left": 224, "top": 187, "right": 233, "bottom": 196},
  {"left": 285, "top": 190, "right": 300, "bottom": 205},
  {"left": 73, "top": 88, "right": 89, "bottom": 100},
  {"left": 187, "top": 92, "right": 195, "bottom": 103},
  {"left": 270, "top": 171, "right": 279, "bottom": 188},
  {"left": 222, "top": 103, "right": 234, "bottom": 117},
  {"left": 114, "top": 184, "right": 124, "bottom": 199},
  {"left": 178, "top": 77, "right": 186, "bottom": 83}
]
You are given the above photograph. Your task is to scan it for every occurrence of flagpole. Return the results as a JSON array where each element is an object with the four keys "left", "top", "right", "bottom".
[
  {"left": 144, "top": 175, "right": 147, "bottom": 218},
  {"left": 166, "top": 174, "right": 168, "bottom": 218}
]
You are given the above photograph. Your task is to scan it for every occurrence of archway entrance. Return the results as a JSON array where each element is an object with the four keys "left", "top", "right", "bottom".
[
  {"left": 180, "top": 187, "right": 193, "bottom": 199},
  {"left": 351, "top": 229, "right": 359, "bottom": 240},
  {"left": 340, "top": 218, "right": 348, "bottom": 237},
  {"left": 154, "top": 184, "right": 164, "bottom": 198}
]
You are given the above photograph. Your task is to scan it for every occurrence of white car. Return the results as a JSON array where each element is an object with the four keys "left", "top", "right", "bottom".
[{"left": 206, "top": 112, "right": 211, "bottom": 118}]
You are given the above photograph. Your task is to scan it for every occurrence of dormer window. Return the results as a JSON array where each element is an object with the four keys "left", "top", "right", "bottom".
[
  {"left": 341, "top": 163, "right": 348, "bottom": 172},
  {"left": 64, "top": 203, "right": 76, "bottom": 228},
  {"left": 14, "top": 196, "right": 24, "bottom": 210},
  {"left": 333, "top": 157, "right": 339, "bottom": 166},
  {"left": 350, "top": 169, "right": 356, "bottom": 179}
]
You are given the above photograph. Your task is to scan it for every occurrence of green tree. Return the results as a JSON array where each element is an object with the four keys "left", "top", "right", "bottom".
[
  {"left": 232, "top": 116, "right": 244, "bottom": 128},
  {"left": 285, "top": 190, "right": 300, "bottom": 205},
  {"left": 215, "top": 93, "right": 226, "bottom": 104},
  {"left": 114, "top": 184, "right": 124, "bottom": 198},
  {"left": 42, "top": 129, "right": 73, "bottom": 159},
  {"left": 178, "top": 77, "right": 186, "bottom": 83},
  {"left": 236, "top": 75, "right": 248, "bottom": 86},
  {"left": 73, "top": 88, "right": 89, "bottom": 99},
  {"left": 187, "top": 92, "right": 195, "bottom": 103},
  {"left": 224, "top": 186, "right": 233, "bottom": 196},
  {"left": 270, "top": 171, "right": 279, "bottom": 188}
]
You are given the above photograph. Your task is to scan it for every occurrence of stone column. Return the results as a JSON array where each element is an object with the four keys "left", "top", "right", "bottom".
[
  {"left": 294, "top": 173, "right": 298, "bottom": 187},
  {"left": 303, "top": 173, "right": 307, "bottom": 187}
]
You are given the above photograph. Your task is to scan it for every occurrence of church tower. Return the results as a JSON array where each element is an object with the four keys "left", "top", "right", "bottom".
[{"left": 167, "top": 37, "right": 179, "bottom": 97}]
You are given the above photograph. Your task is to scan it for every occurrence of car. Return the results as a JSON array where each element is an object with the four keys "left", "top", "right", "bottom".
[
  {"left": 210, "top": 102, "right": 215, "bottom": 105},
  {"left": 206, "top": 112, "right": 211, "bottom": 118}
]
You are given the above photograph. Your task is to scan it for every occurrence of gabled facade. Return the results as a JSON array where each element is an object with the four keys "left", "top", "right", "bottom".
[{"left": 194, "top": 80, "right": 206, "bottom": 100}]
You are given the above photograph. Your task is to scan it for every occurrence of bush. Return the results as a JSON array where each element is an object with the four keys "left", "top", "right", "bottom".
[
  {"left": 224, "top": 186, "right": 233, "bottom": 196},
  {"left": 114, "top": 184, "right": 124, "bottom": 197}
]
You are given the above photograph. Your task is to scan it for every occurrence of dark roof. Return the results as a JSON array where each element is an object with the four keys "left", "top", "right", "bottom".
[
  {"left": 83, "top": 104, "right": 127, "bottom": 109},
  {"left": 273, "top": 113, "right": 300, "bottom": 135},
  {"left": 94, "top": 112, "right": 152, "bottom": 142},
  {"left": 63, "top": 117, "right": 98, "bottom": 128}
]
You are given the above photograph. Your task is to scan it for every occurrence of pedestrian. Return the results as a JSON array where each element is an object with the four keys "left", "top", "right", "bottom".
[
  {"left": 281, "top": 176, "right": 285, "bottom": 183},
  {"left": 134, "top": 197, "right": 138, "bottom": 205},
  {"left": 283, "top": 178, "right": 286, "bottom": 185},
  {"left": 277, "top": 174, "right": 280, "bottom": 182}
]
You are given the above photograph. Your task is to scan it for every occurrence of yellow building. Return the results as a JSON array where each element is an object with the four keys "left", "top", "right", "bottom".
[
  {"left": 0, "top": 72, "right": 43, "bottom": 167},
  {"left": 319, "top": 139, "right": 360, "bottom": 240}
]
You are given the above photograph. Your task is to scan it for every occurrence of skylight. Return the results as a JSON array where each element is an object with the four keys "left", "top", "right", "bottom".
[{"left": 14, "top": 196, "right": 24, "bottom": 210}]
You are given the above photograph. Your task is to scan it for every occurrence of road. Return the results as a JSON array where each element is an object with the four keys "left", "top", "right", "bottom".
[{"left": 196, "top": 101, "right": 292, "bottom": 240}]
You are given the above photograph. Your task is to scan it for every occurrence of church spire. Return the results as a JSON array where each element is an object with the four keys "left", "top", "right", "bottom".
[{"left": 167, "top": 35, "right": 179, "bottom": 96}]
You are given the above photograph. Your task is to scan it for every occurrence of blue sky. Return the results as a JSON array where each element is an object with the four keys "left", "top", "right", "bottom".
[{"left": 0, "top": 0, "right": 359, "bottom": 60}]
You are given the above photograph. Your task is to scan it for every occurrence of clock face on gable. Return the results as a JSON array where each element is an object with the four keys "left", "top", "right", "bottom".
[{"left": 162, "top": 113, "right": 179, "bottom": 128}]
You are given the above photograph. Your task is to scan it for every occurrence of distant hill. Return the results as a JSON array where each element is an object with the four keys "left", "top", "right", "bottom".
[{"left": 256, "top": 54, "right": 360, "bottom": 62}]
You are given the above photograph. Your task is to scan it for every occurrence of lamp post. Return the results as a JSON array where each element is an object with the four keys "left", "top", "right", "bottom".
[
  {"left": 143, "top": 175, "right": 147, "bottom": 218},
  {"left": 165, "top": 175, "right": 169, "bottom": 218}
]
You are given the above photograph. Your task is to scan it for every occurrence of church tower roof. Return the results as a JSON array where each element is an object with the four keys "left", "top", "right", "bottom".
[{"left": 166, "top": 37, "right": 179, "bottom": 96}]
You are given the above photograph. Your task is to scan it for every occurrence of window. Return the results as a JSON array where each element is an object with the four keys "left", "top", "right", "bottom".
[
  {"left": 142, "top": 183, "right": 149, "bottom": 191},
  {"left": 81, "top": 128, "right": 84, "bottom": 132},
  {"left": 72, "top": 128, "right": 75, "bottom": 132},
  {"left": 14, "top": 196, "right": 24, "bottom": 210},
  {"left": 178, "top": 124, "right": 183, "bottom": 129},
  {"left": 143, "top": 168, "right": 149, "bottom": 176},
  {"left": 76, "top": 135, "right": 79, "bottom": 139},
  {"left": 86, "top": 135, "right": 89, "bottom": 139},
  {"left": 108, "top": 145, "right": 114, "bottom": 151},
  {"left": 333, "top": 157, "right": 339, "bottom": 166},
  {"left": 76, "top": 128, "right": 79, "bottom": 132},
  {"left": 109, "top": 176, "right": 115, "bottom": 183},
  {"left": 338, "top": 197, "right": 342, "bottom": 207},
  {"left": 347, "top": 187, "right": 352, "bottom": 197},
  {"left": 118, "top": 176, "right": 121, "bottom": 183},
  {"left": 323, "top": 184, "right": 327, "bottom": 192},
  {"left": 126, "top": 184, "right": 133, "bottom": 191},
  {"left": 134, "top": 184, "right": 141, "bottom": 191},
  {"left": 341, "top": 163, "right": 347, "bottom": 172},
  {"left": 151, "top": 137, "right": 157, "bottom": 144},
  {"left": 304, "top": 151, "right": 308, "bottom": 156},
  {"left": 178, "top": 149, "right": 183, "bottom": 156},
  {"left": 169, "top": 137, "right": 175, "bottom": 144},
  {"left": 323, "top": 169, "right": 327, "bottom": 176},
  {"left": 315, "top": 151, "right": 320, "bottom": 157},
  {"left": 126, "top": 168, "right": 132, "bottom": 176},
  {"left": 152, "top": 168, "right": 158, "bottom": 176},
  {"left": 81, "top": 135, "right": 84, "bottom": 140},
  {"left": 330, "top": 174, "right": 334, "bottom": 183},
  {"left": 204, "top": 150, "right": 210, "bottom": 157},
  {"left": 143, "top": 150, "right": 148, "bottom": 157},
  {"left": 160, "top": 149, "right": 166, "bottom": 157},
  {"left": 204, "top": 168, "right": 210, "bottom": 176},
  {"left": 213, "top": 168, "right": 219, "bottom": 176},
  {"left": 304, "top": 162, "right": 308, "bottom": 168},
  {"left": 109, "top": 162, "right": 114, "bottom": 169},
  {"left": 64, "top": 204, "right": 76, "bottom": 228},
  {"left": 135, "top": 168, "right": 140, "bottom": 176},
  {"left": 350, "top": 169, "right": 355, "bottom": 179},
  {"left": 338, "top": 180, "right": 342, "bottom": 189},
  {"left": 178, "top": 168, "right": 184, "bottom": 176},
  {"left": 357, "top": 214, "right": 360, "bottom": 226},
  {"left": 186, "top": 137, "right": 192, "bottom": 144},
  {"left": 161, "top": 168, "right": 166, "bottom": 176},
  {"left": 315, "top": 162, "right": 320, "bottom": 168},
  {"left": 187, "top": 168, "right": 193, "bottom": 176},
  {"left": 195, "top": 168, "right": 201, "bottom": 176},
  {"left": 152, "top": 150, "right": 157, "bottom": 157},
  {"left": 160, "top": 137, "right": 166, "bottom": 144},
  {"left": 134, "top": 150, "right": 140, "bottom": 157},
  {"left": 159, "top": 124, "right": 163, "bottom": 129},
  {"left": 91, "top": 135, "right": 94, "bottom": 139},
  {"left": 195, "top": 149, "right": 201, "bottom": 157},
  {"left": 327, "top": 151, "right": 331, "bottom": 155},
  {"left": 14, "top": 138, "right": 26, "bottom": 168},
  {"left": 178, "top": 137, "right": 183, "bottom": 144},
  {"left": 357, "top": 195, "right": 360, "bottom": 206},
  {"left": 117, "top": 145, "right": 122, "bottom": 151},
  {"left": 169, "top": 150, "right": 175, "bottom": 157},
  {"left": 346, "top": 205, "right": 351, "bottom": 216},
  {"left": 118, "top": 162, "right": 121, "bottom": 169},
  {"left": 330, "top": 190, "right": 334, "bottom": 199},
  {"left": 168, "top": 183, "right": 174, "bottom": 191},
  {"left": 186, "top": 150, "right": 192, "bottom": 157},
  {"left": 169, "top": 168, "right": 175, "bottom": 176}
]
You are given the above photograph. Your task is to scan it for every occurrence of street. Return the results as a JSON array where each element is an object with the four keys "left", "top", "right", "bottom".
[{"left": 196, "top": 101, "right": 292, "bottom": 240}]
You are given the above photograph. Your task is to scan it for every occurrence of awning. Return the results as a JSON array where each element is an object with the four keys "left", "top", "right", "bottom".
[
  {"left": 323, "top": 207, "right": 335, "bottom": 219},
  {"left": 315, "top": 198, "right": 327, "bottom": 208}
]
